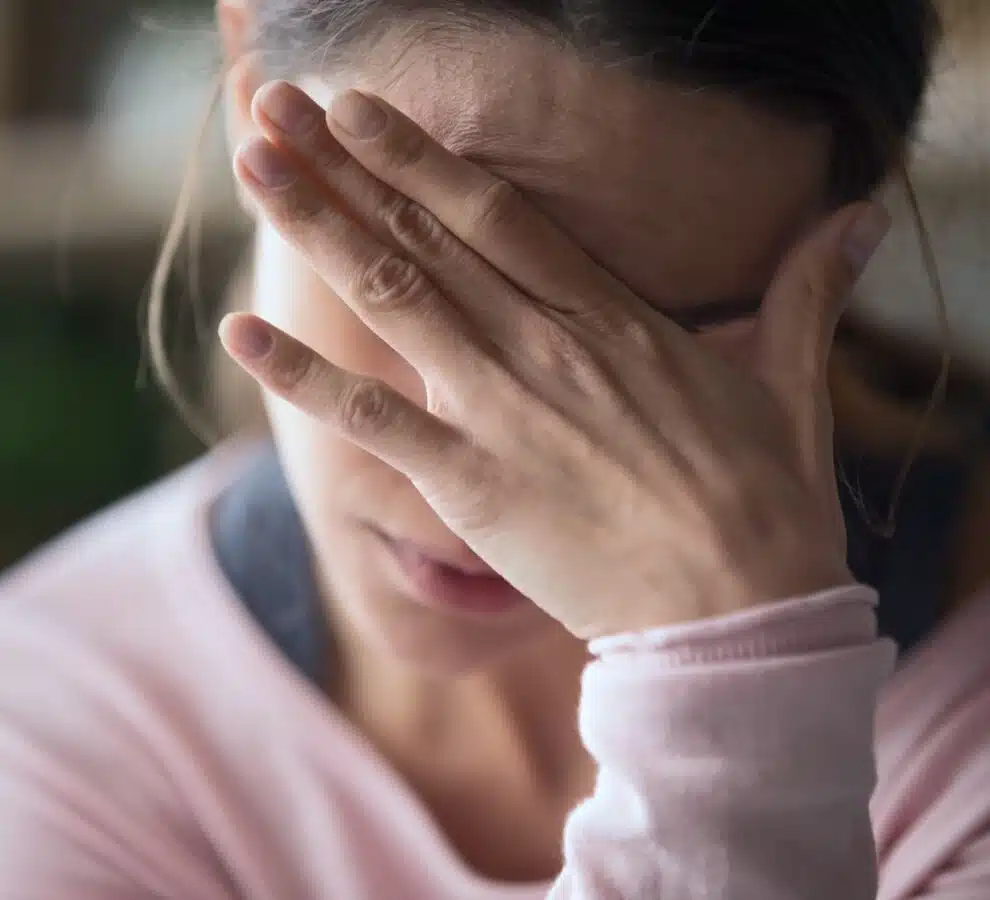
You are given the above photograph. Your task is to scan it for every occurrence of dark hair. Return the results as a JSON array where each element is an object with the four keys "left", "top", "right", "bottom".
[{"left": 251, "top": 0, "right": 940, "bottom": 204}]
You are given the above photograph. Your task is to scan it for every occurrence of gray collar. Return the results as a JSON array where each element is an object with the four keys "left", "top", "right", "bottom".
[{"left": 210, "top": 446, "right": 330, "bottom": 685}]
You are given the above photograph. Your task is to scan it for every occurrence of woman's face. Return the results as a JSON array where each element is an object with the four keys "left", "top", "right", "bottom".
[{"left": 247, "top": 27, "right": 832, "bottom": 672}]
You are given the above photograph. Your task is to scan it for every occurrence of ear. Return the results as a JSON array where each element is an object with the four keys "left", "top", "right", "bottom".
[{"left": 218, "top": 0, "right": 265, "bottom": 211}]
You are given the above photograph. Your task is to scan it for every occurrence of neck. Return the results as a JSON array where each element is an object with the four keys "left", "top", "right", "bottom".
[
  {"left": 329, "top": 614, "right": 594, "bottom": 804},
  {"left": 329, "top": 612, "right": 596, "bottom": 882}
]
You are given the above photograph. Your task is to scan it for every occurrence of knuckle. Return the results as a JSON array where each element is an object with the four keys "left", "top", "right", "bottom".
[
  {"left": 448, "top": 454, "right": 506, "bottom": 532},
  {"left": 578, "top": 303, "right": 652, "bottom": 347},
  {"left": 381, "top": 195, "right": 447, "bottom": 258},
  {"left": 269, "top": 340, "right": 319, "bottom": 396},
  {"left": 527, "top": 316, "right": 604, "bottom": 393},
  {"left": 337, "top": 379, "right": 391, "bottom": 435},
  {"left": 551, "top": 328, "right": 599, "bottom": 381},
  {"left": 382, "top": 124, "right": 429, "bottom": 171},
  {"left": 356, "top": 253, "right": 433, "bottom": 314},
  {"left": 465, "top": 178, "right": 525, "bottom": 239},
  {"left": 614, "top": 314, "right": 657, "bottom": 351},
  {"left": 274, "top": 184, "right": 325, "bottom": 234}
]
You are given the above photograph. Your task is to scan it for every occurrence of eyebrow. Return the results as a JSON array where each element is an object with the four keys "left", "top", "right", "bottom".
[{"left": 662, "top": 295, "right": 764, "bottom": 333}]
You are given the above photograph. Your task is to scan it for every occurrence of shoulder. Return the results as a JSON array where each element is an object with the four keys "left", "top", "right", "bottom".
[
  {"left": 874, "top": 586, "right": 990, "bottom": 897},
  {"left": 0, "top": 440, "right": 397, "bottom": 897},
  {"left": 0, "top": 441, "right": 271, "bottom": 894},
  {"left": 1, "top": 440, "right": 257, "bottom": 611},
  {"left": 0, "top": 439, "right": 272, "bottom": 729}
]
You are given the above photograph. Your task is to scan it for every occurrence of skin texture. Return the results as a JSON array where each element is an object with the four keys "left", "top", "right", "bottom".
[
  {"left": 218, "top": 7, "right": 879, "bottom": 884},
  {"left": 232, "top": 83, "right": 874, "bottom": 629},
  {"left": 238, "top": 26, "right": 835, "bottom": 655}
]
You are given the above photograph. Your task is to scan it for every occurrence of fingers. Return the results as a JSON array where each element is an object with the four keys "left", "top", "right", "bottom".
[
  {"left": 757, "top": 202, "right": 890, "bottom": 417},
  {"left": 757, "top": 202, "right": 889, "bottom": 504},
  {"left": 218, "top": 313, "right": 470, "bottom": 475},
  {"left": 249, "top": 81, "right": 525, "bottom": 343},
  {"left": 233, "top": 134, "right": 500, "bottom": 394},
  {"left": 323, "top": 88, "right": 636, "bottom": 318}
]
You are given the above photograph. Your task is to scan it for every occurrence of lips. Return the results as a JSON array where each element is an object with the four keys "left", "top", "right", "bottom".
[
  {"left": 388, "top": 538, "right": 497, "bottom": 577},
  {"left": 374, "top": 531, "right": 529, "bottom": 616}
]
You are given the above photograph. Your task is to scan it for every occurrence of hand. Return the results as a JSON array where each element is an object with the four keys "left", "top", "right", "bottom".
[{"left": 220, "top": 81, "right": 889, "bottom": 640}]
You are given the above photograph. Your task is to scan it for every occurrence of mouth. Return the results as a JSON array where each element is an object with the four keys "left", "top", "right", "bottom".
[{"left": 370, "top": 528, "right": 530, "bottom": 616}]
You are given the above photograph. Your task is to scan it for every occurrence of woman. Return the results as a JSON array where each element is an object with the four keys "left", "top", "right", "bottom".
[{"left": 0, "top": 1, "right": 987, "bottom": 897}]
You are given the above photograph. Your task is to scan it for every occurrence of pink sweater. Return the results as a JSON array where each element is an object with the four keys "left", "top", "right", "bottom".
[{"left": 0, "top": 444, "right": 988, "bottom": 899}]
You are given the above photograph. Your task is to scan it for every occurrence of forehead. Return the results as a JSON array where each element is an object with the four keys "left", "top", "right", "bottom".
[{"left": 308, "top": 28, "right": 831, "bottom": 312}]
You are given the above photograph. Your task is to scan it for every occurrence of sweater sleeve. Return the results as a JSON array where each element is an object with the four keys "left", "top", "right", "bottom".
[{"left": 550, "top": 585, "right": 897, "bottom": 900}]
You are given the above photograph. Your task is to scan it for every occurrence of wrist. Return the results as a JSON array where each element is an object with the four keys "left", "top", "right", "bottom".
[{"left": 582, "top": 556, "right": 854, "bottom": 641}]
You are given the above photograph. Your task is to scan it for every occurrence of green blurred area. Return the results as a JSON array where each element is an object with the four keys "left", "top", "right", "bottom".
[
  {"left": 0, "top": 0, "right": 230, "bottom": 573},
  {"left": 0, "top": 292, "right": 199, "bottom": 570}
]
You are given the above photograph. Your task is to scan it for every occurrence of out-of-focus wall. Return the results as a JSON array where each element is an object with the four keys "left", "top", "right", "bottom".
[
  {"left": 0, "top": 0, "right": 239, "bottom": 569},
  {"left": 859, "top": 0, "right": 989, "bottom": 371}
]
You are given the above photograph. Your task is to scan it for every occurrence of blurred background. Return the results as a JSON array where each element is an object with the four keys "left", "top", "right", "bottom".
[
  {"left": 0, "top": 0, "right": 246, "bottom": 568},
  {"left": 0, "top": 0, "right": 987, "bottom": 570}
]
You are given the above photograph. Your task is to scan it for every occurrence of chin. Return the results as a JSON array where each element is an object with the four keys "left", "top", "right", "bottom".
[
  {"left": 337, "top": 571, "right": 564, "bottom": 677},
  {"left": 280, "top": 439, "right": 568, "bottom": 674},
  {"left": 315, "top": 527, "right": 560, "bottom": 676}
]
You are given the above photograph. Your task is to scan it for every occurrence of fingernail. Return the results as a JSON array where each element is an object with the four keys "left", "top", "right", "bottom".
[
  {"left": 330, "top": 90, "right": 387, "bottom": 139},
  {"left": 841, "top": 204, "right": 891, "bottom": 274},
  {"left": 255, "top": 80, "right": 319, "bottom": 138},
  {"left": 222, "top": 315, "right": 274, "bottom": 360},
  {"left": 238, "top": 139, "right": 296, "bottom": 189}
]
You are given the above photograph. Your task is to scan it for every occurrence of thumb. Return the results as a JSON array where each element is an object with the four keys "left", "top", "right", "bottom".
[{"left": 757, "top": 202, "right": 890, "bottom": 419}]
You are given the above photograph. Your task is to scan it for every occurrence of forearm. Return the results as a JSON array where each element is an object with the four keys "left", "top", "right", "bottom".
[{"left": 551, "top": 586, "right": 895, "bottom": 900}]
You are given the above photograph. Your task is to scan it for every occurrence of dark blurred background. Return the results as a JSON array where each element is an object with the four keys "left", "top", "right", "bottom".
[
  {"left": 0, "top": 0, "right": 987, "bottom": 570},
  {"left": 0, "top": 0, "right": 248, "bottom": 568}
]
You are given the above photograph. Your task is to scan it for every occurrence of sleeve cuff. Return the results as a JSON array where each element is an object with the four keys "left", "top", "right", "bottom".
[{"left": 588, "top": 584, "right": 881, "bottom": 666}]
